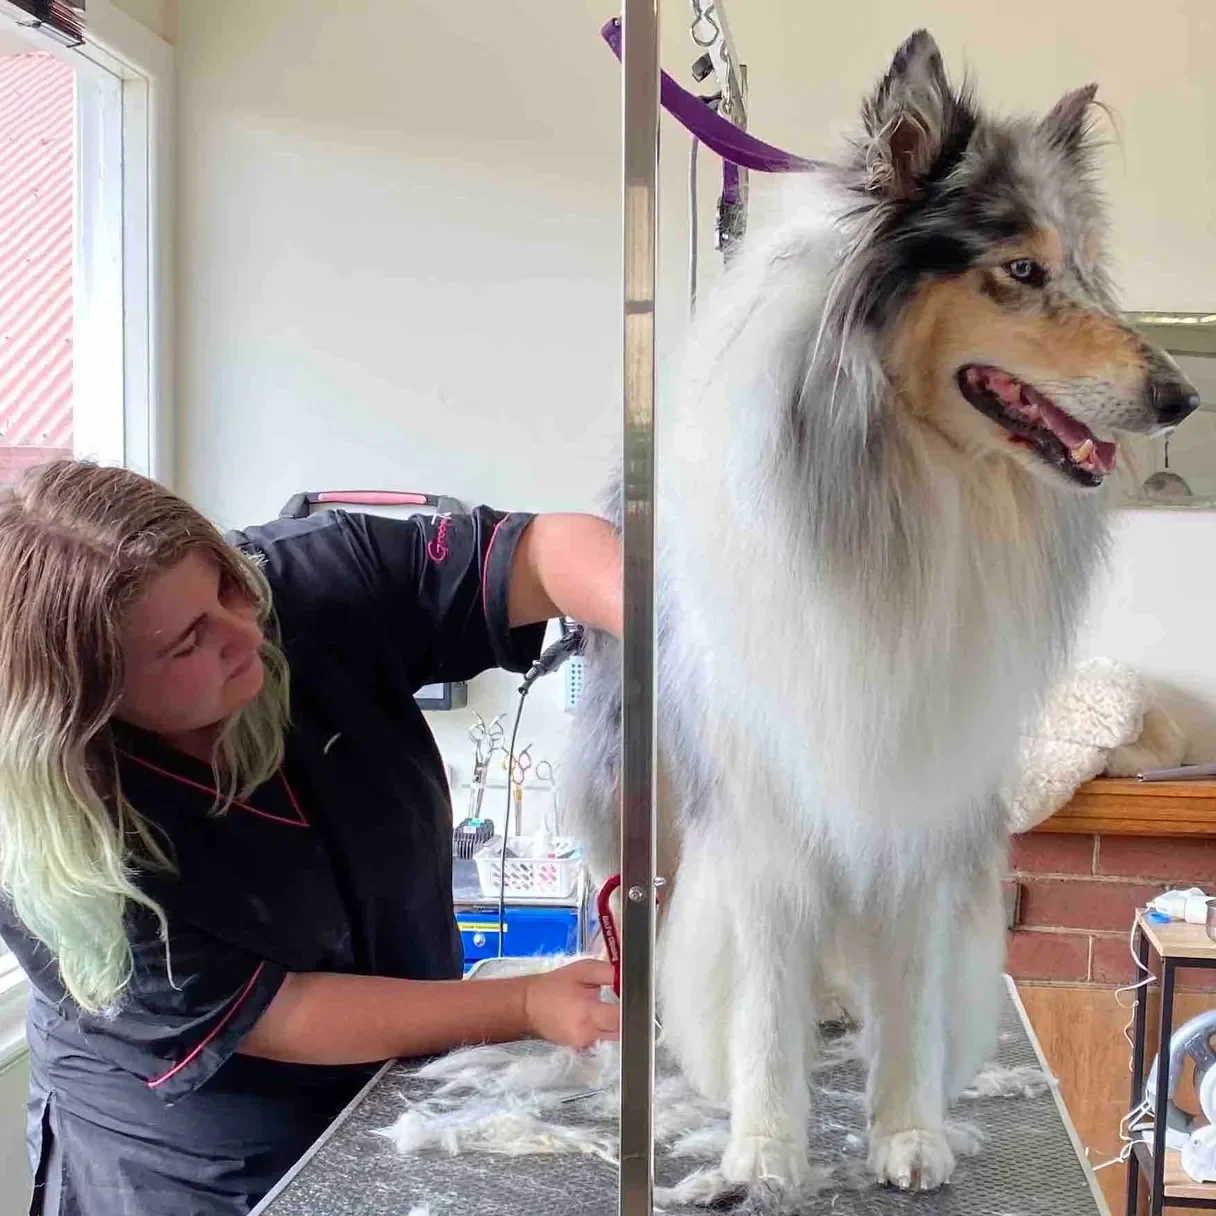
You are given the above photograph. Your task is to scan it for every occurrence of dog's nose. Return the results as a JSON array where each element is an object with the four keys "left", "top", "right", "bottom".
[{"left": 1153, "top": 376, "right": 1201, "bottom": 427}]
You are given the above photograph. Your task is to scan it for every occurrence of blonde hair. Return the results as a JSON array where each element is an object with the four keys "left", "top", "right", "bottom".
[{"left": 0, "top": 461, "right": 291, "bottom": 1013}]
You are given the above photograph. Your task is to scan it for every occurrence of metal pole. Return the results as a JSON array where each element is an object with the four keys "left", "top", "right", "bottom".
[
  {"left": 619, "top": 0, "right": 660, "bottom": 1213},
  {"left": 1149, "top": 960, "right": 1175, "bottom": 1216}
]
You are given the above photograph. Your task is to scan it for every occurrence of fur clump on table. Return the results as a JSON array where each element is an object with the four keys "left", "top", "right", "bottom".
[{"left": 374, "top": 1006, "right": 1051, "bottom": 1212}]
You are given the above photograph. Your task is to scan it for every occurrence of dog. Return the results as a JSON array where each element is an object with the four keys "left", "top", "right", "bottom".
[{"left": 564, "top": 28, "right": 1198, "bottom": 1198}]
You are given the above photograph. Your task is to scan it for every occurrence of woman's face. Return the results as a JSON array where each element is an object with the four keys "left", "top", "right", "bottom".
[{"left": 117, "top": 551, "right": 265, "bottom": 738}]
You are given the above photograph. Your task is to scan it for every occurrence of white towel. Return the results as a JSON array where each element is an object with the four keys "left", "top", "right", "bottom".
[{"left": 1008, "top": 658, "right": 1186, "bottom": 833}]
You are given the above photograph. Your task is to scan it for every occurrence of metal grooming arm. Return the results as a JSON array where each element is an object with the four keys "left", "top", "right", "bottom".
[
  {"left": 689, "top": 1, "right": 748, "bottom": 253},
  {"left": 619, "top": 2, "right": 660, "bottom": 1214},
  {"left": 690, "top": 0, "right": 746, "bottom": 127}
]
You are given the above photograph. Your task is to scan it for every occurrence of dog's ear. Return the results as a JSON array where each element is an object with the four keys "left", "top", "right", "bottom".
[
  {"left": 861, "top": 30, "right": 968, "bottom": 201},
  {"left": 1040, "top": 84, "right": 1099, "bottom": 154}
]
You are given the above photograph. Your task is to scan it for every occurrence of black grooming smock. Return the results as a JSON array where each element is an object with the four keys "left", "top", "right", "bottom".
[{"left": 0, "top": 506, "right": 545, "bottom": 1216}]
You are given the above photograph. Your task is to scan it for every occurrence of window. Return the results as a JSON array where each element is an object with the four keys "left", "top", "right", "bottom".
[
  {"left": 0, "top": 0, "right": 172, "bottom": 486},
  {"left": 0, "top": 0, "right": 173, "bottom": 1048}
]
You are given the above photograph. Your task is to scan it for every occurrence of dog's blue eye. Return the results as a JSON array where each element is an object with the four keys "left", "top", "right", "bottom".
[{"left": 1005, "top": 258, "right": 1048, "bottom": 287}]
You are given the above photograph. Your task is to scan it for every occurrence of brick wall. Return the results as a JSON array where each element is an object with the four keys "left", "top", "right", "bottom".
[{"left": 1006, "top": 833, "right": 1216, "bottom": 989}]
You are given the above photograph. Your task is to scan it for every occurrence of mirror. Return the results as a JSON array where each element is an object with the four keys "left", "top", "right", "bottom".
[{"left": 1116, "top": 313, "right": 1216, "bottom": 509}]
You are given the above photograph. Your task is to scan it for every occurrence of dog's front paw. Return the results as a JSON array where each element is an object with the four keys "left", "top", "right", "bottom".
[
  {"left": 869, "top": 1127, "right": 956, "bottom": 1191},
  {"left": 721, "top": 1133, "right": 810, "bottom": 1191}
]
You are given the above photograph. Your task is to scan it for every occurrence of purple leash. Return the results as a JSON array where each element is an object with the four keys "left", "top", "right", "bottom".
[{"left": 600, "top": 18, "right": 822, "bottom": 176}]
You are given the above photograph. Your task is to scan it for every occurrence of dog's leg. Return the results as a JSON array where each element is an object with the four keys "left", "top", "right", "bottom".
[
  {"left": 717, "top": 836, "right": 817, "bottom": 1192},
  {"left": 658, "top": 830, "right": 733, "bottom": 1104},
  {"left": 945, "top": 854, "right": 1006, "bottom": 1099},
  {"left": 862, "top": 877, "right": 956, "bottom": 1192}
]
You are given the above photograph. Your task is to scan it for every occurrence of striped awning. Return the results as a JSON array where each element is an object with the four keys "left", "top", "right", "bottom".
[{"left": 0, "top": 49, "right": 73, "bottom": 460}]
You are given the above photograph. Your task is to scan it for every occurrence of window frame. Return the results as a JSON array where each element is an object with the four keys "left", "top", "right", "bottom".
[
  {"left": 0, "top": 0, "right": 174, "bottom": 1064},
  {"left": 1, "top": 0, "right": 175, "bottom": 481}
]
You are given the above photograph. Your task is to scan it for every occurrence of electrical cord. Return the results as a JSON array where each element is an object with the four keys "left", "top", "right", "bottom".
[
  {"left": 495, "top": 621, "right": 586, "bottom": 958},
  {"left": 1091, "top": 915, "right": 1160, "bottom": 1171}
]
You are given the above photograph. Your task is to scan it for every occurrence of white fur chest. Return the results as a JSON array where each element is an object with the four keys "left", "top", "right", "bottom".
[{"left": 662, "top": 448, "right": 1104, "bottom": 841}]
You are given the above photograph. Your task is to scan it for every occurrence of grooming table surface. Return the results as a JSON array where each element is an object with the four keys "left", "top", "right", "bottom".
[{"left": 253, "top": 979, "right": 1106, "bottom": 1215}]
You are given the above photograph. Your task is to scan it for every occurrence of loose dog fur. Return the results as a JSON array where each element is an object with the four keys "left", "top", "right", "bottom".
[{"left": 565, "top": 30, "right": 1198, "bottom": 1198}]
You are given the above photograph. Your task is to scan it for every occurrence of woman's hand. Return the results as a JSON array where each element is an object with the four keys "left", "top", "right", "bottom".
[{"left": 522, "top": 959, "right": 620, "bottom": 1048}]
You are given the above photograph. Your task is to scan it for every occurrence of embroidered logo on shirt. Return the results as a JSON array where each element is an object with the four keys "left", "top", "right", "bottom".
[{"left": 426, "top": 516, "right": 451, "bottom": 563}]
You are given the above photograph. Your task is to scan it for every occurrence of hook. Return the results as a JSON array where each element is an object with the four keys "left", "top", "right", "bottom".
[{"left": 690, "top": 1, "right": 720, "bottom": 48}]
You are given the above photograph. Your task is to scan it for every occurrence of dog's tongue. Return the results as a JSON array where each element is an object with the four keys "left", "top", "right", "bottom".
[
  {"left": 973, "top": 367, "right": 1119, "bottom": 477},
  {"left": 1036, "top": 397, "right": 1117, "bottom": 475},
  {"left": 1036, "top": 398, "right": 1089, "bottom": 448}
]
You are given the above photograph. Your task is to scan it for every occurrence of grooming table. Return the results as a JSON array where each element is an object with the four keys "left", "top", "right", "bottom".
[{"left": 251, "top": 977, "right": 1108, "bottom": 1215}]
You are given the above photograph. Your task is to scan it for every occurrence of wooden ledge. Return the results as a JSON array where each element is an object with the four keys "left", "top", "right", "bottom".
[{"left": 1032, "top": 777, "right": 1216, "bottom": 837}]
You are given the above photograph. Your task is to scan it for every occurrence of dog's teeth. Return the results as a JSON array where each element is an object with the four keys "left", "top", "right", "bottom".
[
  {"left": 1071, "top": 439, "right": 1096, "bottom": 464},
  {"left": 990, "top": 373, "right": 1018, "bottom": 402}
]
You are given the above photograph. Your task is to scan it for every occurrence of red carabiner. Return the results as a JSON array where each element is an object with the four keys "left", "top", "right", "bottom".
[
  {"left": 596, "top": 873, "right": 623, "bottom": 997},
  {"left": 595, "top": 872, "right": 665, "bottom": 998}
]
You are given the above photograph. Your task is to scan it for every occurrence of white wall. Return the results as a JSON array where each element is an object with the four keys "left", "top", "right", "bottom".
[
  {"left": 1081, "top": 513, "right": 1216, "bottom": 755},
  {"left": 112, "top": 0, "right": 176, "bottom": 44},
  {"left": 175, "top": 1, "right": 625, "bottom": 530},
  {"left": 174, "top": 0, "right": 1216, "bottom": 784}
]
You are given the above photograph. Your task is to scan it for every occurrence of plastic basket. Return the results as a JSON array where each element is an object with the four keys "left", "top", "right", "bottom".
[{"left": 473, "top": 837, "right": 582, "bottom": 900}]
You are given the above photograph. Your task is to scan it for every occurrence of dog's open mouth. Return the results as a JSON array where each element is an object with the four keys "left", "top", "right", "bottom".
[{"left": 956, "top": 365, "right": 1117, "bottom": 487}]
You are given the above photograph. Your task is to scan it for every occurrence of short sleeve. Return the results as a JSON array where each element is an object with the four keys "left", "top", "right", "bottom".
[
  {"left": 228, "top": 507, "right": 546, "bottom": 689},
  {"left": 71, "top": 912, "right": 287, "bottom": 1106}
]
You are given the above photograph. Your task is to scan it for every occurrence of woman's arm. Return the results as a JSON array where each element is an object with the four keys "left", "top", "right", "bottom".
[
  {"left": 238, "top": 957, "right": 618, "bottom": 1065},
  {"left": 507, "top": 514, "right": 622, "bottom": 637}
]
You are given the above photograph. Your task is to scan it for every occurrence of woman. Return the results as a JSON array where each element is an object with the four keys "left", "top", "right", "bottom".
[{"left": 0, "top": 460, "right": 623, "bottom": 1215}]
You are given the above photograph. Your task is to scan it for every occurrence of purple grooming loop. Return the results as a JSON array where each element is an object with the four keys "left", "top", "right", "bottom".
[{"left": 600, "top": 18, "right": 822, "bottom": 177}]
